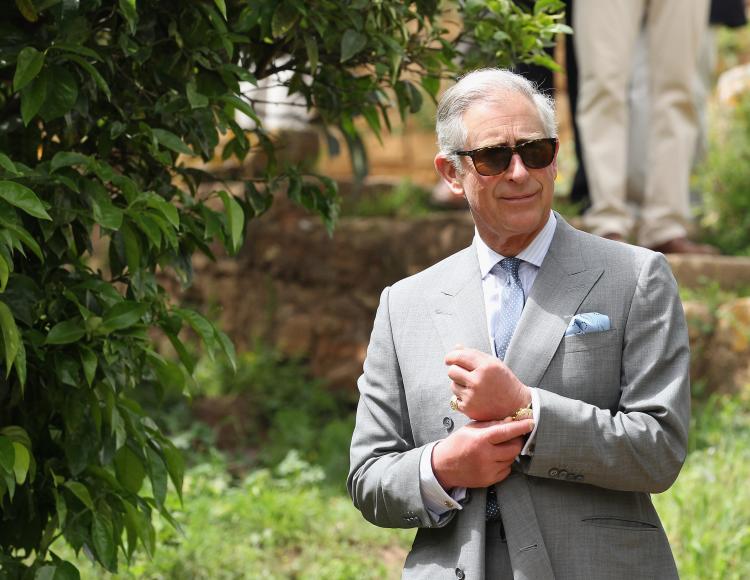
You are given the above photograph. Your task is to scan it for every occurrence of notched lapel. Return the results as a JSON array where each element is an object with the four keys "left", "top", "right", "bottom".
[
  {"left": 427, "top": 248, "right": 493, "bottom": 357},
  {"left": 505, "top": 220, "right": 604, "bottom": 387}
]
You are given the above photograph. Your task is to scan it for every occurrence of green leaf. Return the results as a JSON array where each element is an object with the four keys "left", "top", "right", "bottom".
[
  {"left": 0, "top": 436, "right": 14, "bottom": 474},
  {"left": 213, "top": 0, "right": 227, "bottom": 20},
  {"left": 91, "top": 512, "right": 116, "bottom": 571},
  {"left": 80, "top": 346, "right": 97, "bottom": 386},
  {"left": 14, "top": 340, "right": 26, "bottom": 392},
  {"left": 0, "top": 253, "right": 9, "bottom": 293},
  {"left": 114, "top": 445, "right": 145, "bottom": 493},
  {"left": 152, "top": 128, "right": 193, "bottom": 155},
  {"left": 0, "top": 300, "right": 20, "bottom": 375},
  {"left": 272, "top": 3, "right": 299, "bottom": 37},
  {"left": 304, "top": 34, "right": 319, "bottom": 72},
  {"left": 40, "top": 66, "right": 78, "bottom": 122},
  {"left": 217, "top": 190, "right": 244, "bottom": 254},
  {"left": 120, "top": 221, "right": 141, "bottom": 273},
  {"left": 21, "top": 69, "right": 48, "bottom": 125},
  {"left": 101, "top": 301, "right": 148, "bottom": 333},
  {"left": 0, "top": 217, "right": 43, "bottom": 260},
  {"left": 0, "top": 181, "right": 52, "bottom": 220},
  {"left": 146, "top": 446, "right": 167, "bottom": 510},
  {"left": 341, "top": 29, "right": 367, "bottom": 63},
  {"left": 215, "top": 328, "right": 237, "bottom": 372},
  {"left": 220, "top": 95, "right": 260, "bottom": 125},
  {"left": 12, "top": 442, "right": 29, "bottom": 484},
  {"left": 161, "top": 442, "right": 184, "bottom": 503},
  {"left": 145, "top": 194, "right": 179, "bottom": 228},
  {"left": 118, "top": 0, "right": 138, "bottom": 34},
  {"left": 16, "top": 0, "right": 39, "bottom": 22},
  {"left": 46, "top": 319, "right": 85, "bottom": 345},
  {"left": 121, "top": 499, "right": 154, "bottom": 557},
  {"left": 65, "top": 54, "right": 111, "bottom": 100},
  {"left": 0, "top": 153, "right": 19, "bottom": 176},
  {"left": 174, "top": 308, "right": 217, "bottom": 355},
  {"left": 49, "top": 42, "right": 103, "bottom": 61},
  {"left": 64, "top": 480, "right": 94, "bottom": 510},
  {"left": 14, "top": 46, "right": 45, "bottom": 92},
  {"left": 186, "top": 80, "right": 209, "bottom": 109},
  {"left": 51, "top": 152, "right": 92, "bottom": 172}
]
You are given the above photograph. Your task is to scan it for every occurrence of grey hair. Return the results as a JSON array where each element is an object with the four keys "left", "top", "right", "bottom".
[{"left": 436, "top": 68, "right": 558, "bottom": 171}]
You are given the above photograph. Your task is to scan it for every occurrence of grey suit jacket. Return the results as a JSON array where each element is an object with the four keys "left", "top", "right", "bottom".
[{"left": 348, "top": 215, "right": 690, "bottom": 579}]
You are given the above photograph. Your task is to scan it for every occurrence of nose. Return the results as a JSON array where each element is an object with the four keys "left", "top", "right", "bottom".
[{"left": 505, "top": 152, "right": 530, "bottom": 181}]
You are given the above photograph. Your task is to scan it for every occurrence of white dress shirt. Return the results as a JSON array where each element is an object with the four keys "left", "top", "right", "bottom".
[{"left": 419, "top": 211, "right": 557, "bottom": 520}]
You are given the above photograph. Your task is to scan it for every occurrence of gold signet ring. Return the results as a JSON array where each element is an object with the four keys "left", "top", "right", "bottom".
[{"left": 449, "top": 395, "right": 460, "bottom": 411}]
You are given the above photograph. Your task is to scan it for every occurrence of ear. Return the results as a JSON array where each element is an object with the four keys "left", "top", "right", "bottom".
[{"left": 434, "top": 153, "right": 466, "bottom": 198}]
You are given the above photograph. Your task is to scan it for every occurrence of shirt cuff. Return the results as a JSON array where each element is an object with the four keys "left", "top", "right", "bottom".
[
  {"left": 419, "top": 441, "right": 466, "bottom": 520},
  {"left": 520, "top": 387, "right": 541, "bottom": 456}
]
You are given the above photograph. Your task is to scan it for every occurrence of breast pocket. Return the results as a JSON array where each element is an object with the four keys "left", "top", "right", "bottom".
[{"left": 560, "top": 328, "right": 617, "bottom": 353}]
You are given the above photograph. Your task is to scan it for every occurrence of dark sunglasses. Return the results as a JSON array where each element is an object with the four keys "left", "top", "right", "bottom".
[{"left": 454, "top": 138, "right": 558, "bottom": 176}]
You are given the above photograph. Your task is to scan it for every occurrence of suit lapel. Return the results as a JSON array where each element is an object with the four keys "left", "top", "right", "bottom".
[
  {"left": 505, "top": 217, "right": 603, "bottom": 387},
  {"left": 427, "top": 244, "right": 493, "bottom": 357}
]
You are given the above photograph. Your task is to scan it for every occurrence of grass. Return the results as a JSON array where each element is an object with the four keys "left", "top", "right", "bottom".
[{"left": 654, "top": 393, "right": 750, "bottom": 579}]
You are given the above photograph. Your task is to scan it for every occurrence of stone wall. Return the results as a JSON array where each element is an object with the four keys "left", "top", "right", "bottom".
[{"left": 180, "top": 200, "right": 750, "bottom": 396}]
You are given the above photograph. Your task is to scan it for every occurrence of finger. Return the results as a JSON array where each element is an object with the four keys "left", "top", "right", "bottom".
[
  {"left": 450, "top": 381, "right": 467, "bottom": 397},
  {"left": 485, "top": 419, "right": 534, "bottom": 445},
  {"left": 447, "top": 365, "right": 473, "bottom": 387},
  {"left": 444, "top": 347, "right": 487, "bottom": 370}
]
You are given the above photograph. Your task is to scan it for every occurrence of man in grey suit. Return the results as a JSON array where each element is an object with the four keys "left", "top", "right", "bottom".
[{"left": 348, "top": 68, "right": 690, "bottom": 579}]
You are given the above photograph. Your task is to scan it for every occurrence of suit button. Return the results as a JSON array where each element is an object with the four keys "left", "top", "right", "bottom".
[
  {"left": 549, "top": 468, "right": 559, "bottom": 478},
  {"left": 455, "top": 568, "right": 465, "bottom": 579},
  {"left": 443, "top": 417, "right": 454, "bottom": 432}
]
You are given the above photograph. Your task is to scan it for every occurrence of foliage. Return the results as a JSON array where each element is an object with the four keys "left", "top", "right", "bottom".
[
  {"left": 192, "top": 346, "right": 354, "bottom": 486},
  {"left": 56, "top": 450, "right": 414, "bottom": 579},
  {"left": 341, "top": 179, "right": 435, "bottom": 218},
  {"left": 0, "top": 0, "right": 568, "bottom": 576},
  {"left": 654, "top": 393, "right": 750, "bottom": 579},
  {"left": 695, "top": 92, "right": 750, "bottom": 255}
]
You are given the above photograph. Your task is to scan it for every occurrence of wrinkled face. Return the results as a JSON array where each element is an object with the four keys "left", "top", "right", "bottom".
[{"left": 435, "top": 93, "right": 558, "bottom": 255}]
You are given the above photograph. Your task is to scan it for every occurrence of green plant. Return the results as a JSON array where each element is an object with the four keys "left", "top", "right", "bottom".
[
  {"left": 0, "top": 0, "right": 568, "bottom": 576},
  {"left": 654, "top": 393, "right": 750, "bottom": 579},
  {"left": 342, "top": 179, "right": 435, "bottom": 218},
  {"left": 55, "top": 450, "right": 414, "bottom": 579},
  {"left": 192, "top": 346, "right": 354, "bottom": 486},
  {"left": 695, "top": 92, "right": 750, "bottom": 255}
]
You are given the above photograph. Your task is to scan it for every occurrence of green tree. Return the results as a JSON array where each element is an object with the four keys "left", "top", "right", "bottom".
[{"left": 0, "top": 0, "right": 567, "bottom": 576}]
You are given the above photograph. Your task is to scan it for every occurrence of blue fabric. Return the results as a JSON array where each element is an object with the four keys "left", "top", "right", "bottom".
[
  {"left": 487, "top": 257, "right": 525, "bottom": 522},
  {"left": 564, "top": 312, "right": 610, "bottom": 336},
  {"left": 493, "top": 257, "right": 525, "bottom": 360}
]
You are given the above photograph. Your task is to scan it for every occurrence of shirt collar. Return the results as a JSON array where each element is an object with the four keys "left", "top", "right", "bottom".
[{"left": 475, "top": 211, "right": 557, "bottom": 279}]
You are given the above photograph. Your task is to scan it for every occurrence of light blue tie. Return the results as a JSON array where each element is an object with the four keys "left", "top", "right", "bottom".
[
  {"left": 493, "top": 257, "right": 525, "bottom": 361},
  {"left": 487, "top": 257, "right": 525, "bottom": 523}
]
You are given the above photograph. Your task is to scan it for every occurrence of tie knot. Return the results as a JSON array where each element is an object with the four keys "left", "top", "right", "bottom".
[{"left": 498, "top": 257, "right": 522, "bottom": 278}]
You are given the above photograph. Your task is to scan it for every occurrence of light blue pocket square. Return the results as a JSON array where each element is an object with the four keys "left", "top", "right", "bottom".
[{"left": 565, "top": 312, "right": 610, "bottom": 336}]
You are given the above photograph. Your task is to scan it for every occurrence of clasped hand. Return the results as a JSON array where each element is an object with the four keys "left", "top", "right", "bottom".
[{"left": 431, "top": 347, "right": 533, "bottom": 490}]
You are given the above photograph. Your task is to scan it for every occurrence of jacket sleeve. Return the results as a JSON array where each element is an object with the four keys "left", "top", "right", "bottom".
[
  {"left": 347, "top": 287, "right": 455, "bottom": 529},
  {"left": 522, "top": 252, "right": 691, "bottom": 493}
]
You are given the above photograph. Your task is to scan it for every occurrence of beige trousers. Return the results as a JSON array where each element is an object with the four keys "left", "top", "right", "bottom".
[{"left": 575, "top": 0, "right": 710, "bottom": 247}]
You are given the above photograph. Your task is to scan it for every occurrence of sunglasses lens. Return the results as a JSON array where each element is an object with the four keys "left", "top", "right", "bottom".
[
  {"left": 519, "top": 139, "right": 556, "bottom": 169},
  {"left": 472, "top": 147, "right": 512, "bottom": 176}
]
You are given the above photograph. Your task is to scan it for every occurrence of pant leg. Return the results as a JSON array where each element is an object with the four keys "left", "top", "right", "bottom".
[
  {"left": 638, "top": 0, "right": 711, "bottom": 248},
  {"left": 575, "top": 0, "right": 646, "bottom": 237}
]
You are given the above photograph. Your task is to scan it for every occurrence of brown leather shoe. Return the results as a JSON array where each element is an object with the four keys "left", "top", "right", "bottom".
[{"left": 650, "top": 237, "right": 720, "bottom": 255}]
